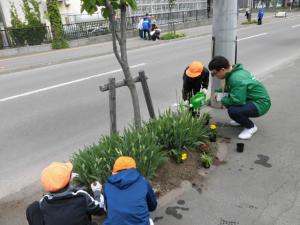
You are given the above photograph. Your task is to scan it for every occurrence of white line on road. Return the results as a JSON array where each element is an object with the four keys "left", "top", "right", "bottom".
[
  {"left": 0, "top": 63, "right": 145, "bottom": 103},
  {"left": 292, "top": 24, "right": 300, "bottom": 28},
  {"left": 238, "top": 33, "right": 268, "bottom": 41}
]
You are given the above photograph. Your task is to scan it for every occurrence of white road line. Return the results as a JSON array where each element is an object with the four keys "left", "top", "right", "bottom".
[
  {"left": 238, "top": 33, "right": 268, "bottom": 41},
  {"left": 292, "top": 24, "right": 300, "bottom": 28},
  {"left": 0, "top": 63, "right": 145, "bottom": 103}
]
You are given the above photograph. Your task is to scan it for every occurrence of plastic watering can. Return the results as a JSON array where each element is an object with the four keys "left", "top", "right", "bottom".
[{"left": 190, "top": 91, "right": 206, "bottom": 109}]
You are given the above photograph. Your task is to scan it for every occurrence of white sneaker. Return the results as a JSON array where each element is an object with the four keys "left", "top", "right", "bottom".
[
  {"left": 238, "top": 125, "right": 258, "bottom": 140},
  {"left": 229, "top": 120, "right": 241, "bottom": 126}
]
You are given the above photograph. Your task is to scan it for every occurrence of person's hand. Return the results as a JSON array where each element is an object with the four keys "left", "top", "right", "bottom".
[
  {"left": 91, "top": 181, "right": 102, "bottom": 192},
  {"left": 202, "top": 88, "right": 208, "bottom": 95}
]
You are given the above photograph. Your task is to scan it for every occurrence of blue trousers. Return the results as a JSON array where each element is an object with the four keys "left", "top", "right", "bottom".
[{"left": 228, "top": 102, "right": 259, "bottom": 128}]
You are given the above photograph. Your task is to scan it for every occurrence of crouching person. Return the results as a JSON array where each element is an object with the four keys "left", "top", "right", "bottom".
[
  {"left": 103, "top": 156, "right": 157, "bottom": 225},
  {"left": 26, "top": 162, "right": 105, "bottom": 225}
]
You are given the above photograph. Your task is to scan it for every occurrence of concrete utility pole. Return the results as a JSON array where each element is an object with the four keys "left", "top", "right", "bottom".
[{"left": 211, "top": 0, "right": 238, "bottom": 106}]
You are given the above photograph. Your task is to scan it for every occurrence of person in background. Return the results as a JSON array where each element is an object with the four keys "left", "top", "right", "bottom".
[
  {"left": 26, "top": 162, "right": 104, "bottom": 225},
  {"left": 137, "top": 17, "right": 144, "bottom": 39},
  {"left": 142, "top": 17, "right": 151, "bottom": 40},
  {"left": 103, "top": 156, "right": 157, "bottom": 225},
  {"left": 257, "top": 8, "right": 264, "bottom": 25},
  {"left": 208, "top": 56, "right": 271, "bottom": 140}
]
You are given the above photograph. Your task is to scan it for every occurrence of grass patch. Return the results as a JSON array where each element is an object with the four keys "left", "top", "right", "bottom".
[
  {"left": 160, "top": 32, "right": 186, "bottom": 40},
  {"left": 241, "top": 20, "right": 257, "bottom": 25}
]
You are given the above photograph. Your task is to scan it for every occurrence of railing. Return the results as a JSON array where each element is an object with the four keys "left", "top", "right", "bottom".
[
  {"left": 63, "top": 9, "right": 209, "bottom": 40},
  {"left": 0, "top": 9, "right": 210, "bottom": 49}
]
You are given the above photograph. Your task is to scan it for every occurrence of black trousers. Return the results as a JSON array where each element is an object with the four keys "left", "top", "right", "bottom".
[{"left": 228, "top": 102, "right": 259, "bottom": 128}]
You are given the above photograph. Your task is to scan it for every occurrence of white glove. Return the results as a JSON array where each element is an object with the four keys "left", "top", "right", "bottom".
[
  {"left": 202, "top": 88, "right": 208, "bottom": 95},
  {"left": 91, "top": 181, "right": 102, "bottom": 192}
]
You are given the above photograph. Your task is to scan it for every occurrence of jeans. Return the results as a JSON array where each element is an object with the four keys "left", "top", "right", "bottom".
[{"left": 228, "top": 102, "right": 259, "bottom": 128}]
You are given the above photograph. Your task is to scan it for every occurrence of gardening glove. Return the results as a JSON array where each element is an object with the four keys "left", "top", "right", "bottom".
[
  {"left": 202, "top": 88, "right": 208, "bottom": 95},
  {"left": 91, "top": 181, "right": 102, "bottom": 192}
]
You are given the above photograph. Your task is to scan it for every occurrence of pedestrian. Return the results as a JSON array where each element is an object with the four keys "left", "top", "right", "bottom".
[
  {"left": 208, "top": 56, "right": 271, "bottom": 139},
  {"left": 142, "top": 17, "right": 151, "bottom": 40},
  {"left": 137, "top": 17, "right": 144, "bottom": 39},
  {"left": 257, "top": 8, "right": 264, "bottom": 25},
  {"left": 26, "top": 162, "right": 105, "bottom": 225},
  {"left": 245, "top": 8, "right": 250, "bottom": 21},
  {"left": 102, "top": 156, "right": 157, "bottom": 225}
]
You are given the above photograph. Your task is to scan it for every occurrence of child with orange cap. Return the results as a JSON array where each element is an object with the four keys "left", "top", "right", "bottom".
[
  {"left": 103, "top": 156, "right": 157, "bottom": 225},
  {"left": 182, "top": 61, "right": 210, "bottom": 102},
  {"left": 26, "top": 162, "right": 105, "bottom": 225}
]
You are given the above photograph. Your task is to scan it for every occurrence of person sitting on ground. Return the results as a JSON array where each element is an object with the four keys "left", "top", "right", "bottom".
[
  {"left": 150, "top": 24, "right": 161, "bottom": 41},
  {"left": 182, "top": 61, "right": 209, "bottom": 101},
  {"left": 102, "top": 156, "right": 157, "bottom": 225},
  {"left": 208, "top": 56, "right": 271, "bottom": 140},
  {"left": 26, "top": 162, "right": 105, "bottom": 225}
]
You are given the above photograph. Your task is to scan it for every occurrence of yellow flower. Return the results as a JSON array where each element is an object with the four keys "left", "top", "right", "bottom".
[
  {"left": 181, "top": 153, "right": 187, "bottom": 161},
  {"left": 210, "top": 124, "right": 217, "bottom": 130}
]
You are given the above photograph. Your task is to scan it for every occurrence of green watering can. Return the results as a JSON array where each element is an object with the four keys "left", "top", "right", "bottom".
[{"left": 190, "top": 91, "right": 206, "bottom": 109}]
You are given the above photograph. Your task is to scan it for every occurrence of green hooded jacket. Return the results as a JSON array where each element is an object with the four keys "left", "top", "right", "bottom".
[{"left": 221, "top": 64, "right": 271, "bottom": 116}]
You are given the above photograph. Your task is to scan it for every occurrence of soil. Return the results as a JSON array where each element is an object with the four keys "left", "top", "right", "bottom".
[{"left": 151, "top": 151, "right": 205, "bottom": 198}]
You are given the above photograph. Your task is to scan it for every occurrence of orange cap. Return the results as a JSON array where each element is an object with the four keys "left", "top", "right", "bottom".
[
  {"left": 41, "top": 162, "right": 73, "bottom": 192},
  {"left": 186, "top": 61, "right": 204, "bottom": 78},
  {"left": 112, "top": 156, "right": 136, "bottom": 174}
]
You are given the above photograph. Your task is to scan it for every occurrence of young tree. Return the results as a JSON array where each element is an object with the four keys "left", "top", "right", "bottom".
[
  {"left": 81, "top": 0, "right": 142, "bottom": 129},
  {"left": 46, "top": 0, "right": 69, "bottom": 49}
]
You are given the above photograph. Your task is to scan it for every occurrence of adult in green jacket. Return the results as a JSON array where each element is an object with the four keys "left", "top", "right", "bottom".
[{"left": 208, "top": 56, "right": 271, "bottom": 139}]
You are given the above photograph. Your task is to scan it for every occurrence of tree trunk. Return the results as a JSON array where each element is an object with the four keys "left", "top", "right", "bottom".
[{"left": 105, "top": 0, "right": 142, "bottom": 129}]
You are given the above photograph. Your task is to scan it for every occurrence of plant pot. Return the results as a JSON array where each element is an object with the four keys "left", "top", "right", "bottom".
[
  {"left": 237, "top": 143, "right": 244, "bottom": 153},
  {"left": 209, "top": 134, "right": 217, "bottom": 142}
]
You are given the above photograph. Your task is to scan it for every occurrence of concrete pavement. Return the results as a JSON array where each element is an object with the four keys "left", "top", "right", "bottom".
[{"left": 152, "top": 55, "right": 300, "bottom": 225}]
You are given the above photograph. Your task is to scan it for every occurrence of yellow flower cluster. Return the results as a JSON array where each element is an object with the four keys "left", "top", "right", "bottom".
[
  {"left": 210, "top": 124, "right": 217, "bottom": 130},
  {"left": 181, "top": 153, "right": 187, "bottom": 161}
]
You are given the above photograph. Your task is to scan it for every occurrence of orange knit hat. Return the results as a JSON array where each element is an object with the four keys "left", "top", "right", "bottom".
[
  {"left": 186, "top": 61, "right": 204, "bottom": 78},
  {"left": 41, "top": 162, "right": 73, "bottom": 192},
  {"left": 112, "top": 156, "right": 136, "bottom": 174}
]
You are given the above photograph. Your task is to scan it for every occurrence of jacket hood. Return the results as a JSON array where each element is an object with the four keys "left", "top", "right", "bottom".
[
  {"left": 107, "top": 168, "right": 140, "bottom": 190},
  {"left": 226, "top": 64, "right": 244, "bottom": 79}
]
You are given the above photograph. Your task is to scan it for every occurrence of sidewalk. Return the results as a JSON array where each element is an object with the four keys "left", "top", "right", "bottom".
[{"left": 151, "top": 56, "right": 300, "bottom": 225}]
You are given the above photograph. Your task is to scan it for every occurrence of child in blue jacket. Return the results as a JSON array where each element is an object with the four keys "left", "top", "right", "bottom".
[{"left": 103, "top": 156, "right": 157, "bottom": 225}]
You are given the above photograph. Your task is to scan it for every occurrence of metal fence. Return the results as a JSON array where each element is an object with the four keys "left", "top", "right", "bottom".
[
  {"left": 0, "top": 9, "right": 209, "bottom": 48},
  {"left": 62, "top": 9, "right": 209, "bottom": 41}
]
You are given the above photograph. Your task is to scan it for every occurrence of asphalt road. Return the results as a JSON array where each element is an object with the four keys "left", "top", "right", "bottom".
[{"left": 0, "top": 12, "right": 300, "bottom": 225}]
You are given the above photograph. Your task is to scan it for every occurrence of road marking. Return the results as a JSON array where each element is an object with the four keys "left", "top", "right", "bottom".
[
  {"left": 0, "top": 63, "right": 145, "bottom": 103},
  {"left": 238, "top": 33, "right": 268, "bottom": 41},
  {"left": 292, "top": 24, "right": 300, "bottom": 28}
]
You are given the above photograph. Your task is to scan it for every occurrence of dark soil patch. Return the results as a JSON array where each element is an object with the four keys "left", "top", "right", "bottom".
[{"left": 151, "top": 151, "right": 204, "bottom": 197}]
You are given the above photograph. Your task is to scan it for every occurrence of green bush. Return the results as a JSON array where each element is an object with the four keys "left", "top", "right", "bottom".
[
  {"left": 0, "top": 33, "right": 3, "bottom": 49},
  {"left": 241, "top": 20, "right": 257, "bottom": 25},
  {"left": 72, "top": 128, "right": 167, "bottom": 186},
  {"left": 160, "top": 32, "right": 186, "bottom": 40},
  {"left": 71, "top": 107, "right": 209, "bottom": 188},
  {"left": 144, "top": 107, "right": 209, "bottom": 152}
]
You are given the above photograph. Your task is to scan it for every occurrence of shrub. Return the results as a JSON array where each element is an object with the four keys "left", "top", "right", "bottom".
[
  {"left": 72, "top": 107, "right": 210, "bottom": 188},
  {"left": 241, "top": 20, "right": 257, "bottom": 25},
  {"left": 71, "top": 128, "right": 167, "bottom": 187},
  {"left": 144, "top": 107, "right": 209, "bottom": 152},
  {"left": 160, "top": 32, "right": 186, "bottom": 40}
]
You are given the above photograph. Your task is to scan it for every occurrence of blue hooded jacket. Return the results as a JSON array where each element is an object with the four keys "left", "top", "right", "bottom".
[{"left": 103, "top": 168, "right": 157, "bottom": 225}]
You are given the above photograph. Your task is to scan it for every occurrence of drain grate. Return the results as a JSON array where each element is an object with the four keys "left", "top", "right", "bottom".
[{"left": 219, "top": 219, "right": 239, "bottom": 225}]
